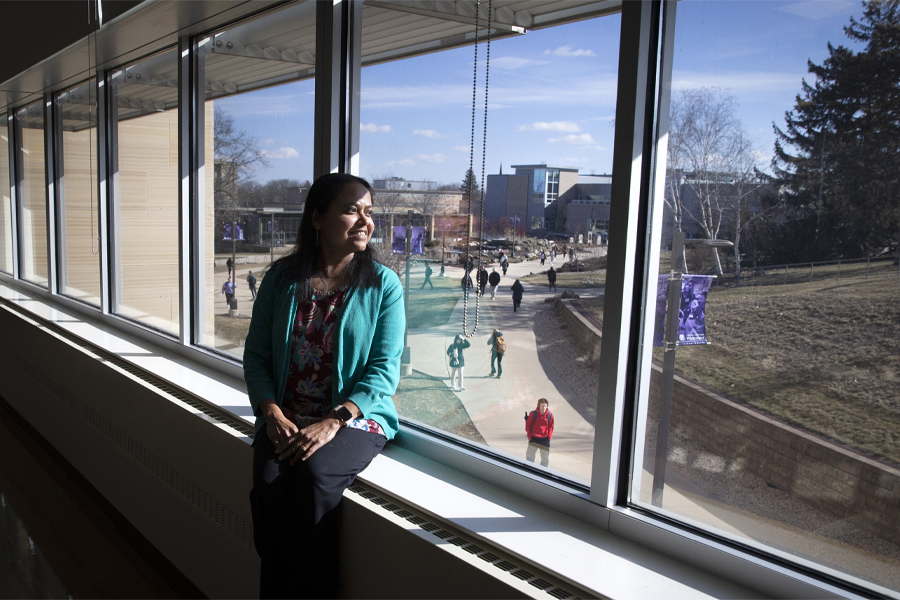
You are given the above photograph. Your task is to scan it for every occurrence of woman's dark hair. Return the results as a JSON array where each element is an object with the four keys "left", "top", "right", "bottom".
[{"left": 272, "top": 173, "right": 379, "bottom": 298}]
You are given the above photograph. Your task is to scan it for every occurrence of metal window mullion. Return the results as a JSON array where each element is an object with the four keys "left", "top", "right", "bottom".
[
  {"left": 13, "top": 110, "right": 25, "bottom": 279},
  {"left": 44, "top": 94, "right": 58, "bottom": 294},
  {"left": 6, "top": 114, "right": 18, "bottom": 279},
  {"left": 590, "top": 0, "right": 664, "bottom": 508},
  {"left": 346, "top": 0, "right": 363, "bottom": 176},
  {"left": 630, "top": 0, "right": 678, "bottom": 509},
  {"left": 314, "top": 0, "right": 346, "bottom": 178},
  {"left": 106, "top": 72, "right": 122, "bottom": 313},
  {"left": 178, "top": 36, "right": 192, "bottom": 346},
  {"left": 192, "top": 37, "right": 210, "bottom": 349},
  {"left": 53, "top": 93, "right": 67, "bottom": 295},
  {"left": 97, "top": 74, "right": 111, "bottom": 314}
]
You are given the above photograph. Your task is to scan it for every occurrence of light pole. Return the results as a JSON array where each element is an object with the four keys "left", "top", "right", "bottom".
[{"left": 652, "top": 233, "right": 734, "bottom": 507}]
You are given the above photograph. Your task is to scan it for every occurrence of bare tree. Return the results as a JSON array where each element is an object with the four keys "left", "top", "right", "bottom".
[
  {"left": 666, "top": 88, "right": 763, "bottom": 276},
  {"left": 214, "top": 108, "right": 269, "bottom": 240}
]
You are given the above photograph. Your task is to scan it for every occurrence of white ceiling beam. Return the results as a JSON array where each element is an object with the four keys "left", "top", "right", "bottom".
[{"left": 366, "top": 0, "right": 526, "bottom": 33}]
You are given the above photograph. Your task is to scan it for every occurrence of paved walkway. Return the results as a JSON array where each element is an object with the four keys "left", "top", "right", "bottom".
[{"left": 407, "top": 255, "right": 603, "bottom": 483}]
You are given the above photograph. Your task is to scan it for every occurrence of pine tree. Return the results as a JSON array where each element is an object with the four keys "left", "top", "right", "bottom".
[
  {"left": 772, "top": 0, "right": 900, "bottom": 260},
  {"left": 460, "top": 168, "right": 480, "bottom": 200}
]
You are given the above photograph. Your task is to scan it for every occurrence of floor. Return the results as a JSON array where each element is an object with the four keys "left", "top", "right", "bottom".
[{"left": 0, "top": 397, "right": 202, "bottom": 599}]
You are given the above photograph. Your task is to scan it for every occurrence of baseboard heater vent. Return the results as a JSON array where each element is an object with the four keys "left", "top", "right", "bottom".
[{"left": 346, "top": 483, "right": 583, "bottom": 600}]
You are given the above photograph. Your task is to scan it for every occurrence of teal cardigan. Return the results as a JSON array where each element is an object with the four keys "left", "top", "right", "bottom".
[{"left": 243, "top": 262, "right": 404, "bottom": 440}]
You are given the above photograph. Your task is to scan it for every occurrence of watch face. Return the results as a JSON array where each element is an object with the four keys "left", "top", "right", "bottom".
[{"left": 336, "top": 406, "right": 353, "bottom": 422}]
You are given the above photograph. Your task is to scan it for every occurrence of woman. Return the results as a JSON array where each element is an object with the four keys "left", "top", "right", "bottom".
[
  {"left": 243, "top": 173, "right": 404, "bottom": 599},
  {"left": 446, "top": 334, "right": 471, "bottom": 391},
  {"left": 511, "top": 279, "right": 524, "bottom": 312},
  {"left": 525, "top": 398, "right": 554, "bottom": 467},
  {"left": 487, "top": 328, "right": 505, "bottom": 377}
]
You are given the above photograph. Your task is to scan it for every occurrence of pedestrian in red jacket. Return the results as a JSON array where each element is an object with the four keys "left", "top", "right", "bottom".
[{"left": 524, "top": 398, "right": 554, "bottom": 467}]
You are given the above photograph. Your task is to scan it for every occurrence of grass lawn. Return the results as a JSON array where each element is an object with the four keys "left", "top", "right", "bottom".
[
  {"left": 214, "top": 314, "right": 251, "bottom": 351},
  {"left": 576, "top": 273, "right": 900, "bottom": 464},
  {"left": 395, "top": 370, "right": 486, "bottom": 444},
  {"left": 405, "top": 272, "right": 464, "bottom": 329}
]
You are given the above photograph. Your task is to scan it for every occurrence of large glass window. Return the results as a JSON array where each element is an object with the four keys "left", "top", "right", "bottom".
[
  {"left": 634, "top": 1, "right": 900, "bottom": 593},
  {"left": 110, "top": 50, "right": 180, "bottom": 333},
  {"left": 57, "top": 80, "right": 101, "bottom": 305},
  {"left": 16, "top": 101, "right": 48, "bottom": 286},
  {"left": 359, "top": 1, "right": 620, "bottom": 486},
  {"left": 0, "top": 114, "right": 12, "bottom": 274},
  {"left": 195, "top": 1, "right": 316, "bottom": 358}
]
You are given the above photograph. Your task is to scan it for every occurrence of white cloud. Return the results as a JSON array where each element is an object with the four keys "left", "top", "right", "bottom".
[
  {"left": 361, "top": 123, "right": 391, "bottom": 133},
  {"left": 454, "top": 145, "right": 471, "bottom": 152},
  {"left": 549, "top": 133, "right": 596, "bottom": 145},
  {"left": 413, "top": 129, "right": 442, "bottom": 138},
  {"left": 518, "top": 121, "right": 582, "bottom": 133},
  {"left": 491, "top": 56, "right": 545, "bottom": 70},
  {"left": 418, "top": 153, "right": 446, "bottom": 163},
  {"left": 263, "top": 138, "right": 276, "bottom": 145},
  {"left": 776, "top": 1, "right": 854, "bottom": 20},
  {"left": 545, "top": 45, "right": 596, "bottom": 57},
  {"left": 385, "top": 158, "right": 415, "bottom": 167},
  {"left": 262, "top": 147, "right": 300, "bottom": 159},
  {"left": 671, "top": 71, "right": 800, "bottom": 95}
]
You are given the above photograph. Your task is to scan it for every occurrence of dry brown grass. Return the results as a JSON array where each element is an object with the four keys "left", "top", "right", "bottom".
[{"left": 579, "top": 272, "right": 900, "bottom": 464}]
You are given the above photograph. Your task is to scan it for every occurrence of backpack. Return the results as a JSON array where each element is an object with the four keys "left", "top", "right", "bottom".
[{"left": 494, "top": 335, "right": 506, "bottom": 354}]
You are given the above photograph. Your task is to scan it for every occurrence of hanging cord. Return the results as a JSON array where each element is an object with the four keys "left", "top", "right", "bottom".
[{"left": 461, "top": 0, "right": 492, "bottom": 338}]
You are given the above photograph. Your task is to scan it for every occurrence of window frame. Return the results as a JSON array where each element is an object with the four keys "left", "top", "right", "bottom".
[{"left": 0, "top": 0, "right": 888, "bottom": 596}]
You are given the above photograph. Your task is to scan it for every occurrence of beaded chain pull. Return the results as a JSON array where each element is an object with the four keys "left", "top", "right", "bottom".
[{"left": 461, "top": 0, "right": 492, "bottom": 339}]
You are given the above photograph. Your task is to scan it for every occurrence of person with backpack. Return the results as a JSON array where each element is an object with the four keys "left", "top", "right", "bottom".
[
  {"left": 539, "top": 251, "right": 546, "bottom": 266},
  {"left": 487, "top": 328, "right": 505, "bottom": 377},
  {"left": 524, "top": 398, "right": 554, "bottom": 467},
  {"left": 247, "top": 270, "right": 258, "bottom": 300},
  {"left": 488, "top": 268, "right": 501, "bottom": 299},
  {"left": 547, "top": 266, "right": 557, "bottom": 292},
  {"left": 420, "top": 262, "right": 434, "bottom": 289},
  {"left": 446, "top": 334, "right": 471, "bottom": 391}
]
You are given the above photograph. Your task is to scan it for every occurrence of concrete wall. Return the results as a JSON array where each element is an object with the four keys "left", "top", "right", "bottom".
[{"left": 556, "top": 298, "right": 900, "bottom": 547}]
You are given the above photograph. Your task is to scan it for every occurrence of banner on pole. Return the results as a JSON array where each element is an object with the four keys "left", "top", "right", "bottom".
[
  {"left": 393, "top": 226, "right": 425, "bottom": 255},
  {"left": 653, "top": 274, "right": 714, "bottom": 346},
  {"left": 223, "top": 222, "right": 232, "bottom": 241}
]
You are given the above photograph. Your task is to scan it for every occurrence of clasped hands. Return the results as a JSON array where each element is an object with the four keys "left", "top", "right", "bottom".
[{"left": 260, "top": 400, "right": 346, "bottom": 465}]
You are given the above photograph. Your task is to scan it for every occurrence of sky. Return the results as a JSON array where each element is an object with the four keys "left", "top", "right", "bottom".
[{"left": 215, "top": 0, "right": 867, "bottom": 187}]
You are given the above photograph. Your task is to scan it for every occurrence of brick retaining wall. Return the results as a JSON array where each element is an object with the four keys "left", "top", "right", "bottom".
[{"left": 556, "top": 298, "right": 900, "bottom": 547}]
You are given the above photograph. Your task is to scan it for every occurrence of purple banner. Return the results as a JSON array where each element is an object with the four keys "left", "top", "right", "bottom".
[
  {"left": 223, "top": 222, "right": 232, "bottom": 241},
  {"left": 653, "top": 274, "right": 713, "bottom": 346},
  {"left": 392, "top": 226, "right": 426, "bottom": 255}
]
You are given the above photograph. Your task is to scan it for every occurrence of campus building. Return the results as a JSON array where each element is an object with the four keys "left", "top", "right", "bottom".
[{"left": 0, "top": 1, "right": 894, "bottom": 599}]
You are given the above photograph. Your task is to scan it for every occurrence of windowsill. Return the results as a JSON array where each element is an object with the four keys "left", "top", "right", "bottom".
[{"left": 0, "top": 278, "right": 856, "bottom": 600}]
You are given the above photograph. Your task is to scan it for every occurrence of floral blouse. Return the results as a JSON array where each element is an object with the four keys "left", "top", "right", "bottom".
[{"left": 281, "top": 285, "right": 384, "bottom": 436}]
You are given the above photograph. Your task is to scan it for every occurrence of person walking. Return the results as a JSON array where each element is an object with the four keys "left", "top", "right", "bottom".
[
  {"left": 569, "top": 248, "right": 574, "bottom": 261},
  {"left": 222, "top": 277, "right": 236, "bottom": 307},
  {"left": 550, "top": 248, "right": 556, "bottom": 266},
  {"left": 500, "top": 254, "right": 509, "bottom": 276},
  {"left": 488, "top": 268, "right": 501, "bottom": 299},
  {"left": 477, "top": 266, "right": 489, "bottom": 297},
  {"left": 539, "top": 251, "right": 546, "bottom": 266},
  {"left": 487, "top": 328, "right": 505, "bottom": 378},
  {"left": 524, "top": 398, "right": 554, "bottom": 467},
  {"left": 226, "top": 256, "right": 234, "bottom": 278},
  {"left": 420, "top": 262, "right": 434, "bottom": 289},
  {"left": 461, "top": 272, "right": 474, "bottom": 298},
  {"left": 247, "top": 270, "right": 258, "bottom": 300},
  {"left": 465, "top": 256, "right": 474, "bottom": 274},
  {"left": 446, "top": 334, "right": 471, "bottom": 391},
  {"left": 511, "top": 279, "right": 524, "bottom": 312},
  {"left": 547, "top": 266, "right": 557, "bottom": 292}
]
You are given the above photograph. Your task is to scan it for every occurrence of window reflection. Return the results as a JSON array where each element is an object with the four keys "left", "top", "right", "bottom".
[
  {"left": 360, "top": 1, "right": 621, "bottom": 485},
  {"left": 110, "top": 50, "right": 180, "bottom": 333},
  {"left": 57, "top": 80, "right": 101, "bottom": 305},
  {"left": 635, "top": 1, "right": 900, "bottom": 592},
  {"left": 195, "top": 1, "right": 316, "bottom": 358},
  {"left": 16, "top": 102, "right": 48, "bottom": 286}
]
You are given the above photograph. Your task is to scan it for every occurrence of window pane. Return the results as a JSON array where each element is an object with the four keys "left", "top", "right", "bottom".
[
  {"left": 0, "top": 115, "right": 11, "bottom": 274},
  {"left": 112, "top": 50, "right": 180, "bottom": 333},
  {"left": 360, "top": 1, "right": 620, "bottom": 485},
  {"left": 634, "top": 1, "right": 900, "bottom": 592},
  {"left": 17, "top": 102, "right": 47, "bottom": 286},
  {"left": 196, "top": 1, "right": 316, "bottom": 358},
  {"left": 58, "top": 81, "right": 101, "bottom": 305}
]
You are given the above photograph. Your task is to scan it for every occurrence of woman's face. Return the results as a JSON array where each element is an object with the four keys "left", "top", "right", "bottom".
[{"left": 313, "top": 182, "right": 374, "bottom": 260}]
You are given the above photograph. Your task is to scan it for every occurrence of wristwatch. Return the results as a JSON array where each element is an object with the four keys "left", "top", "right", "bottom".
[{"left": 333, "top": 405, "right": 353, "bottom": 426}]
